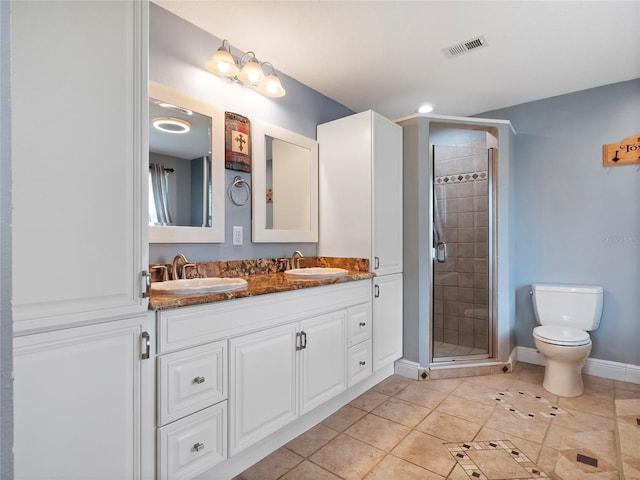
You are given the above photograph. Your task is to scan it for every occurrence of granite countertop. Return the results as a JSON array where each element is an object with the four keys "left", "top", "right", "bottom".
[{"left": 149, "top": 257, "right": 374, "bottom": 311}]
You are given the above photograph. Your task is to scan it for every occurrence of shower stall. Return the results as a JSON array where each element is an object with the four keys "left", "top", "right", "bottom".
[
  {"left": 395, "top": 113, "right": 514, "bottom": 374},
  {"left": 430, "top": 126, "right": 498, "bottom": 363}
]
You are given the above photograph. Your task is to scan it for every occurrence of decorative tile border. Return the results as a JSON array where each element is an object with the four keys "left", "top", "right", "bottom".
[
  {"left": 489, "top": 391, "right": 571, "bottom": 419},
  {"left": 435, "top": 170, "right": 487, "bottom": 184},
  {"left": 446, "top": 440, "right": 549, "bottom": 479}
]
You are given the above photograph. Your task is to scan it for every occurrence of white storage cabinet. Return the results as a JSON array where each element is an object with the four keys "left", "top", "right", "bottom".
[
  {"left": 318, "top": 111, "right": 404, "bottom": 371},
  {"left": 13, "top": 315, "right": 155, "bottom": 480},
  {"left": 11, "top": 1, "right": 152, "bottom": 478}
]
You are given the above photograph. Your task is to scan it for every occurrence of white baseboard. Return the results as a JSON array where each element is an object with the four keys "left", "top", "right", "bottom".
[
  {"left": 515, "top": 346, "right": 640, "bottom": 384},
  {"left": 394, "top": 358, "right": 422, "bottom": 380}
]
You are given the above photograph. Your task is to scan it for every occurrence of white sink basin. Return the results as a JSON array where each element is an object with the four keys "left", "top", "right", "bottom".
[
  {"left": 284, "top": 267, "right": 348, "bottom": 279},
  {"left": 151, "top": 277, "right": 247, "bottom": 294}
]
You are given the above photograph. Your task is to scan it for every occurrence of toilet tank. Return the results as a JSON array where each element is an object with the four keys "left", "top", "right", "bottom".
[{"left": 532, "top": 284, "right": 604, "bottom": 331}]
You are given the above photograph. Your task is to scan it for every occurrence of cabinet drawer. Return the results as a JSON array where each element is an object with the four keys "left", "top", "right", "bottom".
[
  {"left": 348, "top": 340, "right": 372, "bottom": 387},
  {"left": 158, "top": 341, "right": 227, "bottom": 426},
  {"left": 157, "top": 402, "right": 227, "bottom": 480},
  {"left": 347, "top": 303, "right": 371, "bottom": 346}
]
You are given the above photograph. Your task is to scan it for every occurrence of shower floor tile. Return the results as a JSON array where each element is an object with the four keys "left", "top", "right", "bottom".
[
  {"left": 234, "top": 362, "right": 637, "bottom": 480},
  {"left": 434, "top": 341, "right": 487, "bottom": 358}
]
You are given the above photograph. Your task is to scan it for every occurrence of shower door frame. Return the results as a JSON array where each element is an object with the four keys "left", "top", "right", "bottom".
[{"left": 429, "top": 136, "right": 498, "bottom": 364}]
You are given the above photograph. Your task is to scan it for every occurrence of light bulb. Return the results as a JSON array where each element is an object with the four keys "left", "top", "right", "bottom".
[{"left": 248, "top": 71, "right": 260, "bottom": 83}]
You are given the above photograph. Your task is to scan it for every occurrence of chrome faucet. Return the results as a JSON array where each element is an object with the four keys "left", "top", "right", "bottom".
[
  {"left": 171, "top": 254, "right": 196, "bottom": 280},
  {"left": 290, "top": 250, "right": 304, "bottom": 269}
]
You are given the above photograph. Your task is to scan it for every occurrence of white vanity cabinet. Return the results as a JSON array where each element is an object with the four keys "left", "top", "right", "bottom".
[
  {"left": 13, "top": 315, "right": 155, "bottom": 480},
  {"left": 155, "top": 280, "right": 372, "bottom": 476},
  {"left": 318, "top": 111, "right": 404, "bottom": 372}
]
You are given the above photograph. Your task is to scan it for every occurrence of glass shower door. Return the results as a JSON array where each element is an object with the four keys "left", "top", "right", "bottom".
[{"left": 432, "top": 143, "right": 494, "bottom": 362}]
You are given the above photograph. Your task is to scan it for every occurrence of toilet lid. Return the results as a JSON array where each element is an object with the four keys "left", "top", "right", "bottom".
[{"left": 533, "top": 326, "right": 591, "bottom": 346}]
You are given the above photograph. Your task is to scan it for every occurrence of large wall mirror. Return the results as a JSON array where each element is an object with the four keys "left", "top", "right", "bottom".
[
  {"left": 148, "top": 81, "right": 225, "bottom": 243},
  {"left": 252, "top": 120, "right": 318, "bottom": 242}
]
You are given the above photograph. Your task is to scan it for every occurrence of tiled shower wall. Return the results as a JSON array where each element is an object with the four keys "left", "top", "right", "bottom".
[{"left": 433, "top": 140, "right": 490, "bottom": 354}]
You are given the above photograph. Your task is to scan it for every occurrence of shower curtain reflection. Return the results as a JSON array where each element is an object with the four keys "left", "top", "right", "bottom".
[{"left": 149, "top": 163, "right": 173, "bottom": 226}]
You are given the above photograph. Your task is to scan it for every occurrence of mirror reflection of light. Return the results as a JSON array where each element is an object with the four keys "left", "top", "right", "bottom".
[
  {"left": 156, "top": 102, "right": 193, "bottom": 116},
  {"left": 152, "top": 117, "right": 191, "bottom": 134}
]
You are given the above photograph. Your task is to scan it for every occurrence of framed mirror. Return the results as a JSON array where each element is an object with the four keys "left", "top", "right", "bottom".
[
  {"left": 252, "top": 120, "right": 318, "bottom": 242},
  {"left": 148, "top": 81, "right": 225, "bottom": 243}
]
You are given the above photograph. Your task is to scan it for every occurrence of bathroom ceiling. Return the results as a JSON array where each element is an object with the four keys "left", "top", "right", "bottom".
[{"left": 154, "top": 1, "right": 640, "bottom": 119}]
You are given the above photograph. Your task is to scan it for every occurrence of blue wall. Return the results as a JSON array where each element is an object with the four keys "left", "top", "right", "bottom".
[
  {"left": 480, "top": 79, "right": 640, "bottom": 365},
  {"left": 149, "top": 4, "right": 353, "bottom": 264}
]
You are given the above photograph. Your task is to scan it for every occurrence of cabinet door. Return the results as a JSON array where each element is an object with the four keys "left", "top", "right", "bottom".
[
  {"left": 373, "top": 273, "right": 404, "bottom": 370},
  {"left": 229, "top": 324, "right": 298, "bottom": 456},
  {"left": 299, "top": 311, "right": 347, "bottom": 415},
  {"left": 11, "top": 0, "right": 149, "bottom": 333},
  {"left": 318, "top": 111, "right": 373, "bottom": 260},
  {"left": 14, "top": 315, "right": 155, "bottom": 480},
  {"left": 373, "top": 113, "right": 403, "bottom": 276}
]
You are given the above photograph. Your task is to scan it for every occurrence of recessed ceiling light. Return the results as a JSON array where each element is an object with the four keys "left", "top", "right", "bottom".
[
  {"left": 152, "top": 117, "right": 191, "bottom": 134},
  {"left": 418, "top": 104, "right": 434, "bottom": 114}
]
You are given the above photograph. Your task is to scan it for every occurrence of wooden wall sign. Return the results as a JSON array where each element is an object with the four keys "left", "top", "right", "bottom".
[{"left": 603, "top": 134, "right": 640, "bottom": 166}]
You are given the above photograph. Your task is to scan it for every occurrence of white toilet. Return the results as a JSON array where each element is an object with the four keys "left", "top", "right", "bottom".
[{"left": 531, "top": 283, "right": 603, "bottom": 397}]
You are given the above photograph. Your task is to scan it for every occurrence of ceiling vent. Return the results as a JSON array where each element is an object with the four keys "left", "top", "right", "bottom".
[{"left": 443, "top": 36, "right": 488, "bottom": 58}]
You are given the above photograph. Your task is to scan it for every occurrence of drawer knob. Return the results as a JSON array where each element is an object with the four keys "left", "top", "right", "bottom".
[
  {"left": 193, "top": 442, "right": 205, "bottom": 452},
  {"left": 359, "top": 361, "right": 366, "bottom": 366},
  {"left": 359, "top": 322, "right": 366, "bottom": 327},
  {"left": 193, "top": 376, "right": 206, "bottom": 384}
]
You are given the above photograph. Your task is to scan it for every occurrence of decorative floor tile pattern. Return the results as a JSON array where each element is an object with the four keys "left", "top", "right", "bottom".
[
  {"left": 446, "top": 440, "right": 549, "bottom": 479},
  {"left": 489, "top": 390, "right": 571, "bottom": 419},
  {"left": 235, "top": 363, "right": 638, "bottom": 480},
  {"left": 615, "top": 398, "right": 640, "bottom": 480}
]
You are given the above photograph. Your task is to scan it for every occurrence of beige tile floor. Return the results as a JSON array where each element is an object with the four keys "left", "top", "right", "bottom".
[{"left": 235, "top": 362, "right": 640, "bottom": 480}]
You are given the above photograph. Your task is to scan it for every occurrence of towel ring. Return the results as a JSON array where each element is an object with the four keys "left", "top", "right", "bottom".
[{"left": 228, "top": 175, "right": 251, "bottom": 206}]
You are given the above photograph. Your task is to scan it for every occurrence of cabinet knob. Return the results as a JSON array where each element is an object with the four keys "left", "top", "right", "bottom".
[
  {"left": 359, "top": 361, "right": 366, "bottom": 366},
  {"left": 193, "top": 376, "right": 206, "bottom": 384},
  {"left": 193, "top": 442, "right": 205, "bottom": 452},
  {"left": 359, "top": 322, "right": 366, "bottom": 327}
]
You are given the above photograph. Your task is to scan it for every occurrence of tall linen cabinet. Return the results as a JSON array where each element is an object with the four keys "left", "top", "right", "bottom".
[
  {"left": 318, "top": 111, "right": 403, "bottom": 371},
  {"left": 10, "top": 1, "right": 153, "bottom": 478}
]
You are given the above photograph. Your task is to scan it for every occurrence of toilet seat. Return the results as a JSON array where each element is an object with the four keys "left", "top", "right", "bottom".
[{"left": 533, "top": 325, "right": 591, "bottom": 346}]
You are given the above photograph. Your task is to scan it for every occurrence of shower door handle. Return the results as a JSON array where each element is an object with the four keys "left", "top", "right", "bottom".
[{"left": 435, "top": 242, "right": 447, "bottom": 263}]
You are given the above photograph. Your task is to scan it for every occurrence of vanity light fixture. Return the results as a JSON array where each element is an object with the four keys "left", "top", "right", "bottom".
[
  {"left": 205, "top": 39, "right": 286, "bottom": 98},
  {"left": 152, "top": 117, "right": 192, "bottom": 134}
]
